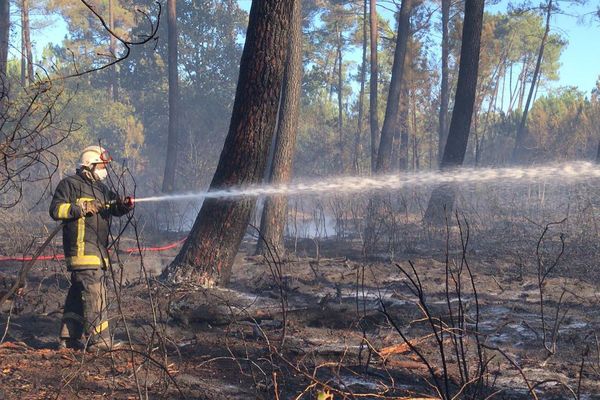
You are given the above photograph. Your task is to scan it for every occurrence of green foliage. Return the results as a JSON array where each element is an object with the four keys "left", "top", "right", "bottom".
[
  {"left": 56, "top": 83, "right": 144, "bottom": 174},
  {"left": 527, "top": 87, "right": 594, "bottom": 160},
  {"left": 39, "top": 0, "right": 246, "bottom": 190},
  {"left": 12, "top": 0, "right": 593, "bottom": 195}
]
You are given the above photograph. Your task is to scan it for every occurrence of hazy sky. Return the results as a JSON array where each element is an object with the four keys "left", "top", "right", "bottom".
[{"left": 22, "top": 0, "right": 600, "bottom": 95}]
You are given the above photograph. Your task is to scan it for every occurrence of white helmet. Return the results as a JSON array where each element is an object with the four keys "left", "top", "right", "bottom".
[{"left": 79, "top": 145, "right": 112, "bottom": 167}]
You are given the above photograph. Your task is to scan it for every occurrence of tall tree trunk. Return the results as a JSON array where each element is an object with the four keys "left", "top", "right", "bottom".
[
  {"left": 162, "top": 0, "right": 180, "bottom": 193},
  {"left": 375, "top": 0, "right": 413, "bottom": 173},
  {"left": 438, "top": 0, "right": 450, "bottom": 166},
  {"left": 365, "top": 1, "right": 413, "bottom": 253},
  {"left": 369, "top": 0, "right": 379, "bottom": 172},
  {"left": 353, "top": 0, "right": 368, "bottom": 174},
  {"left": 516, "top": 55, "right": 529, "bottom": 112},
  {"left": 108, "top": 0, "right": 118, "bottom": 101},
  {"left": 423, "top": 0, "right": 485, "bottom": 224},
  {"left": 512, "top": 0, "right": 552, "bottom": 162},
  {"left": 336, "top": 23, "right": 344, "bottom": 172},
  {"left": 398, "top": 84, "right": 409, "bottom": 170},
  {"left": 255, "top": 0, "right": 302, "bottom": 257},
  {"left": 162, "top": 0, "right": 293, "bottom": 287},
  {"left": 0, "top": 0, "right": 8, "bottom": 79},
  {"left": 411, "top": 83, "right": 419, "bottom": 169},
  {"left": 24, "top": 0, "right": 32, "bottom": 84},
  {"left": 21, "top": 2, "right": 26, "bottom": 86}
]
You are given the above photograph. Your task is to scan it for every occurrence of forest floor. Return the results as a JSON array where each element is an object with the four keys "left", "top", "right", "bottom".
[{"left": 1, "top": 216, "right": 600, "bottom": 399}]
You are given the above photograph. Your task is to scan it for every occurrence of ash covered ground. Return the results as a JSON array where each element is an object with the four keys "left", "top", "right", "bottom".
[{"left": 2, "top": 186, "right": 600, "bottom": 399}]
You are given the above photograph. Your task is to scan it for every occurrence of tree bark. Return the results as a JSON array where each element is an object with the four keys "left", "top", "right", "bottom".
[
  {"left": 0, "top": 0, "right": 8, "bottom": 110},
  {"left": 512, "top": 0, "right": 552, "bottom": 162},
  {"left": 21, "top": 1, "right": 25, "bottom": 86},
  {"left": 162, "top": 0, "right": 180, "bottom": 193},
  {"left": 353, "top": 0, "right": 368, "bottom": 174},
  {"left": 398, "top": 84, "right": 409, "bottom": 170},
  {"left": 369, "top": 0, "right": 379, "bottom": 172},
  {"left": 375, "top": 0, "right": 413, "bottom": 173},
  {"left": 423, "top": 0, "right": 485, "bottom": 224},
  {"left": 0, "top": 0, "right": 8, "bottom": 78},
  {"left": 438, "top": 0, "right": 450, "bottom": 165},
  {"left": 255, "top": 0, "right": 302, "bottom": 257},
  {"left": 24, "top": 0, "right": 32, "bottom": 83},
  {"left": 162, "top": 0, "right": 294, "bottom": 287}
]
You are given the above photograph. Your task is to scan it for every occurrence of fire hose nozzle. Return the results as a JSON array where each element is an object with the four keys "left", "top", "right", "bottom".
[{"left": 105, "top": 196, "right": 135, "bottom": 209}]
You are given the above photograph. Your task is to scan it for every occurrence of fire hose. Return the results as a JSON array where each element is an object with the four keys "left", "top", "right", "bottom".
[{"left": 0, "top": 223, "right": 63, "bottom": 308}]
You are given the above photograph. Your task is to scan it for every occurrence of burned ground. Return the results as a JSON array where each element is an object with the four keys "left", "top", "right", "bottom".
[{"left": 2, "top": 187, "right": 600, "bottom": 399}]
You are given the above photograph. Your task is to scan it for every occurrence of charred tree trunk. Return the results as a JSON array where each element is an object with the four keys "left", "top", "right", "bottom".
[
  {"left": 255, "top": 0, "right": 302, "bottom": 257},
  {"left": 438, "top": 0, "right": 450, "bottom": 165},
  {"left": 108, "top": 0, "right": 118, "bottom": 101},
  {"left": 162, "top": 0, "right": 293, "bottom": 287},
  {"left": 369, "top": 0, "right": 379, "bottom": 172},
  {"left": 512, "top": 0, "right": 552, "bottom": 162},
  {"left": 375, "top": 0, "right": 413, "bottom": 173},
  {"left": 423, "top": 0, "right": 485, "bottom": 224},
  {"left": 162, "top": 0, "right": 180, "bottom": 193},
  {"left": 353, "top": 0, "right": 368, "bottom": 174}
]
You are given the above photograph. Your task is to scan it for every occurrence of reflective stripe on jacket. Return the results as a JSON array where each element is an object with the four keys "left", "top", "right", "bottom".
[{"left": 49, "top": 170, "right": 127, "bottom": 270}]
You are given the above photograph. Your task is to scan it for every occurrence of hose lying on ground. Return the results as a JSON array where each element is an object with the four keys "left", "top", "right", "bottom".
[
  {"left": 0, "top": 226, "right": 186, "bottom": 308},
  {"left": 0, "top": 223, "right": 63, "bottom": 308}
]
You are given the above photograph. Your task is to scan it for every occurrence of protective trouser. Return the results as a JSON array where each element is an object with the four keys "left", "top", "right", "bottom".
[{"left": 60, "top": 269, "right": 110, "bottom": 343}]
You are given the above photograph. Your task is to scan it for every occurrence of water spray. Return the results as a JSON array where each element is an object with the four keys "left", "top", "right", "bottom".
[{"left": 133, "top": 161, "right": 600, "bottom": 205}]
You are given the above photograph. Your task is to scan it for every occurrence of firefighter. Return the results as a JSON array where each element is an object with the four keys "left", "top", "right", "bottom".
[{"left": 49, "top": 145, "right": 133, "bottom": 351}]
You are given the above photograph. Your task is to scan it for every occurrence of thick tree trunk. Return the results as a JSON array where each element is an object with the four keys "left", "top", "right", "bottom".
[
  {"left": 369, "top": 0, "right": 379, "bottom": 172},
  {"left": 162, "top": 0, "right": 293, "bottom": 287},
  {"left": 108, "top": 0, "right": 118, "bottom": 101},
  {"left": 162, "top": 0, "right": 180, "bottom": 193},
  {"left": 423, "top": 0, "right": 485, "bottom": 224},
  {"left": 438, "top": 0, "right": 450, "bottom": 165},
  {"left": 375, "top": 0, "right": 413, "bottom": 173},
  {"left": 0, "top": 0, "right": 8, "bottom": 110},
  {"left": 352, "top": 0, "right": 368, "bottom": 174},
  {"left": 255, "top": 0, "right": 302, "bottom": 257},
  {"left": 512, "top": 0, "right": 552, "bottom": 162}
]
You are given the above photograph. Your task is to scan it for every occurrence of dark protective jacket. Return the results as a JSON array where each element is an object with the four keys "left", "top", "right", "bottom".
[{"left": 49, "top": 170, "right": 128, "bottom": 270}]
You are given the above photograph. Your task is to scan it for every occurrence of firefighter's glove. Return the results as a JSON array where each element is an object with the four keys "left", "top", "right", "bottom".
[{"left": 78, "top": 199, "right": 103, "bottom": 216}]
